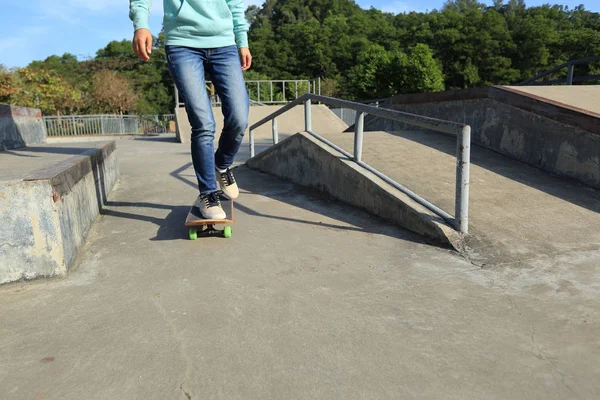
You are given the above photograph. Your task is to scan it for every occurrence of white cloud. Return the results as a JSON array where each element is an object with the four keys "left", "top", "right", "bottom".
[
  {"left": 67, "top": 0, "right": 123, "bottom": 11},
  {"left": 36, "top": 0, "right": 130, "bottom": 23},
  {"left": 358, "top": 1, "right": 427, "bottom": 14},
  {"left": 0, "top": 37, "right": 27, "bottom": 53},
  {"left": 0, "top": 26, "right": 49, "bottom": 52},
  {"left": 0, "top": 26, "right": 49, "bottom": 66}
]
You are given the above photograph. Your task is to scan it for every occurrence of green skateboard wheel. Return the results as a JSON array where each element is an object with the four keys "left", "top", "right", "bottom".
[
  {"left": 189, "top": 227, "right": 197, "bottom": 240},
  {"left": 223, "top": 226, "right": 232, "bottom": 238}
]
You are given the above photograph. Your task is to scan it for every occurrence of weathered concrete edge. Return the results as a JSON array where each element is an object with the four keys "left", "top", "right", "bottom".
[
  {"left": 0, "top": 141, "right": 119, "bottom": 285},
  {"left": 59, "top": 149, "right": 119, "bottom": 268},
  {"left": 23, "top": 141, "right": 116, "bottom": 198},
  {"left": 246, "top": 132, "right": 463, "bottom": 251},
  {"left": 0, "top": 104, "right": 43, "bottom": 118},
  {"left": 0, "top": 104, "right": 46, "bottom": 151},
  {"left": 389, "top": 86, "right": 600, "bottom": 135}
]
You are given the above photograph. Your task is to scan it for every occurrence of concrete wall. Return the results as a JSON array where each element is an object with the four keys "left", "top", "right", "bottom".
[
  {"left": 0, "top": 180, "right": 65, "bottom": 282},
  {"left": 364, "top": 88, "right": 600, "bottom": 189},
  {"left": 58, "top": 149, "right": 119, "bottom": 267},
  {"left": 0, "top": 142, "right": 118, "bottom": 284},
  {"left": 0, "top": 104, "right": 46, "bottom": 151},
  {"left": 246, "top": 132, "right": 462, "bottom": 250}
]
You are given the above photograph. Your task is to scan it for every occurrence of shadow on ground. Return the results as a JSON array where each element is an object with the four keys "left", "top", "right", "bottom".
[
  {"left": 100, "top": 202, "right": 189, "bottom": 241},
  {"left": 100, "top": 162, "right": 427, "bottom": 245},
  {"left": 175, "top": 162, "right": 427, "bottom": 245},
  {"left": 382, "top": 129, "right": 600, "bottom": 213},
  {"left": 133, "top": 135, "right": 179, "bottom": 143}
]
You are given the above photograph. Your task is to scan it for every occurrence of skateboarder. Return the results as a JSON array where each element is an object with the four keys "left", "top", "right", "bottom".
[{"left": 129, "top": 0, "right": 251, "bottom": 219}]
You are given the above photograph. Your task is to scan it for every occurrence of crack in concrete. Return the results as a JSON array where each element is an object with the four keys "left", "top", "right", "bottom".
[
  {"left": 0, "top": 241, "right": 22, "bottom": 249},
  {"left": 504, "top": 293, "right": 578, "bottom": 397},
  {"left": 152, "top": 297, "right": 194, "bottom": 397},
  {"left": 180, "top": 383, "right": 192, "bottom": 400}
]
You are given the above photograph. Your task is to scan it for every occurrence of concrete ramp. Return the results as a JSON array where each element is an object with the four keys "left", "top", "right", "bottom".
[
  {"left": 175, "top": 104, "right": 347, "bottom": 144},
  {"left": 174, "top": 106, "right": 191, "bottom": 143},
  {"left": 246, "top": 131, "right": 461, "bottom": 249},
  {"left": 367, "top": 85, "right": 600, "bottom": 190},
  {"left": 246, "top": 126, "right": 600, "bottom": 267}
]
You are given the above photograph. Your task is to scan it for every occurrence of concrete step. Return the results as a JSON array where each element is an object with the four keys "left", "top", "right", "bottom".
[{"left": 0, "top": 141, "right": 118, "bottom": 283}]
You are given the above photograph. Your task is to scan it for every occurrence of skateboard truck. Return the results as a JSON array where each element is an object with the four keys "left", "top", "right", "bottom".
[{"left": 188, "top": 224, "right": 232, "bottom": 240}]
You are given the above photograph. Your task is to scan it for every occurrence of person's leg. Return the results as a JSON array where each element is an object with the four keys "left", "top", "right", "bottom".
[
  {"left": 166, "top": 45, "right": 225, "bottom": 219},
  {"left": 166, "top": 45, "right": 218, "bottom": 196},
  {"left": 205, "top": 45, "right": 249, "bottom": 198}
]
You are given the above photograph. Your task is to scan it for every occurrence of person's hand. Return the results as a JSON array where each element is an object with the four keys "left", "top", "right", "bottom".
[
  {"left": 239, "top": 48, "right": 252, "bottom": 71},
  {"left": 133, "top": 29, "right": 153, "bottom": 62}
]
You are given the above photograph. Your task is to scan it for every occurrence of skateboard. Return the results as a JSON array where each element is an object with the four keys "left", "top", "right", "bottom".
[{"left": 185, "top": 194, "right": 233, "bottom": 240}]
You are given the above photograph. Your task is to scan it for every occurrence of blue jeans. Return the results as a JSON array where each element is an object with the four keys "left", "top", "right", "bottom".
[{"left": 166, "top": 45, "right": 249, "bottom": 196}]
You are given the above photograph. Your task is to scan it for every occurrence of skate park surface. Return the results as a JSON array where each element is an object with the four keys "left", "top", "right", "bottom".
[{"left": 1, "top": 88, "right": 599, "bottom": 399}]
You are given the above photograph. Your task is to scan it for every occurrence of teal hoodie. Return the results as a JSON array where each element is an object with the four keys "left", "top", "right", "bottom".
[{"left": 129, "top": 0, "right": 249, "bottom": 49}]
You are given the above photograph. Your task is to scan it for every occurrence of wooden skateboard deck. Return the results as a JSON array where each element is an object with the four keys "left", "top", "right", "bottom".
[{"left": 185, "top": 196, "right": 234, "bottom": 239}]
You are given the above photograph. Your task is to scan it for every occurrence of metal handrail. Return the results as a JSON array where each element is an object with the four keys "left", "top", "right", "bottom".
[
  {"left": 249, "top": 93, "right": 471, "bottom": 234},
  {"left": 515, "top": 55, "right": 600, "bottom": 86}
]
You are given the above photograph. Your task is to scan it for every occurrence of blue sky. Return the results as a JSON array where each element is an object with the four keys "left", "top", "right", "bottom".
[{"left": 1, "top": 0, "right": 598, "bottom": 68}]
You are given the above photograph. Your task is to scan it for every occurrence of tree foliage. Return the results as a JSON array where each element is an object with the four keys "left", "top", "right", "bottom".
[
  {"left": 0, "top": 0, "right": 598, "bottom": 113},
  {"left": 247, "top": 0, "right": 599, "bottom": 97}
]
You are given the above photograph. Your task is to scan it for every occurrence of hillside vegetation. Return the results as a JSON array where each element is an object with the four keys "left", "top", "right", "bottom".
[{"left": 1, "top": 0, "right": 598, "bottom": 115}]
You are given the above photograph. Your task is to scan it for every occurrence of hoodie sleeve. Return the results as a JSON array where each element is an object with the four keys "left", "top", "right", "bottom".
[
  {"left": 129, "top": 0, "right": 151, "bottom": 31},
  {"left": 226, "top": 0, "right": 249, "bottom": 48}
]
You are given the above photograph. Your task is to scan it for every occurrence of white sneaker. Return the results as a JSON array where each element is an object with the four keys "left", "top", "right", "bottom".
[
  {"left": 194, "top": 192, "right": 226, "bottom": 220},
  {"left": 216, "top": 167, "right": 239, "bottom": 200}
]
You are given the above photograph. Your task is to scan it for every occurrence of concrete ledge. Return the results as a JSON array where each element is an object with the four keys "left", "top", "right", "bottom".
[
  {"left": 0, "top": 141, "right": 119, "bottom": 284},
  {"left": 246, "top": 132, "right": 462, "bottom": 249},
  {"left": 367, "top": 86, "right": 600, "bottom": 189},
  {"left": 0, "top": 104, "right": 46, "bottom": 151}
]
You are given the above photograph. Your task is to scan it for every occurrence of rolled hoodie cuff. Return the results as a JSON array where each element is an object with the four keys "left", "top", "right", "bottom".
[
  {"left": 235, "top": 31, "right": 249, "bottom": 48},
  {"left": 133, "top": 11, "right": 150, "bottom": 31}
]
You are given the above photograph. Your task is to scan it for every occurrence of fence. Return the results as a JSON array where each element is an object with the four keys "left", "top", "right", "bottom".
[
  {"left": 515, "top": 55, "right": 600, "bottom": 86},
  {"left": 249, "top": 93, "right": 471, "bottom": 234},
  {"left": 175, "top": 79, "right": 322, "bottom": 108},
  {"left": 43, "top": 114, "right": 175, "bottom": 137}
]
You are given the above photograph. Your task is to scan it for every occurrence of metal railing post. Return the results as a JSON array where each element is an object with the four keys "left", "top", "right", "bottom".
[
  {"left": 354, "top": 112, "right": 365, "bottom": 162},
  {"left": 455, "top": 126, "right": 471, "bottom": 234},
  {"left": 304, "top": 99, "right": 312, "bottom": 132},
  {"left": 272, "top": 118, "right": 279, "bottom": 144},
  {"left": 567, "top": 64, "right": 575, "bottom": 85},
  {"left": 249, "top": 129, "right": 255, "bottom": 158}
]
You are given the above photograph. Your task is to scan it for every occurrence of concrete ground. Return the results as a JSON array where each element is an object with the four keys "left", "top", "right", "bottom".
[
  {"left": 1, "top": 134, "right": 599, "bottom": 399},
  {"left": 504, "top": 85, "right": 600, "bottom": 115},
  {"left": 0, "top": 142, "right": 112, "bottom": 181}
]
